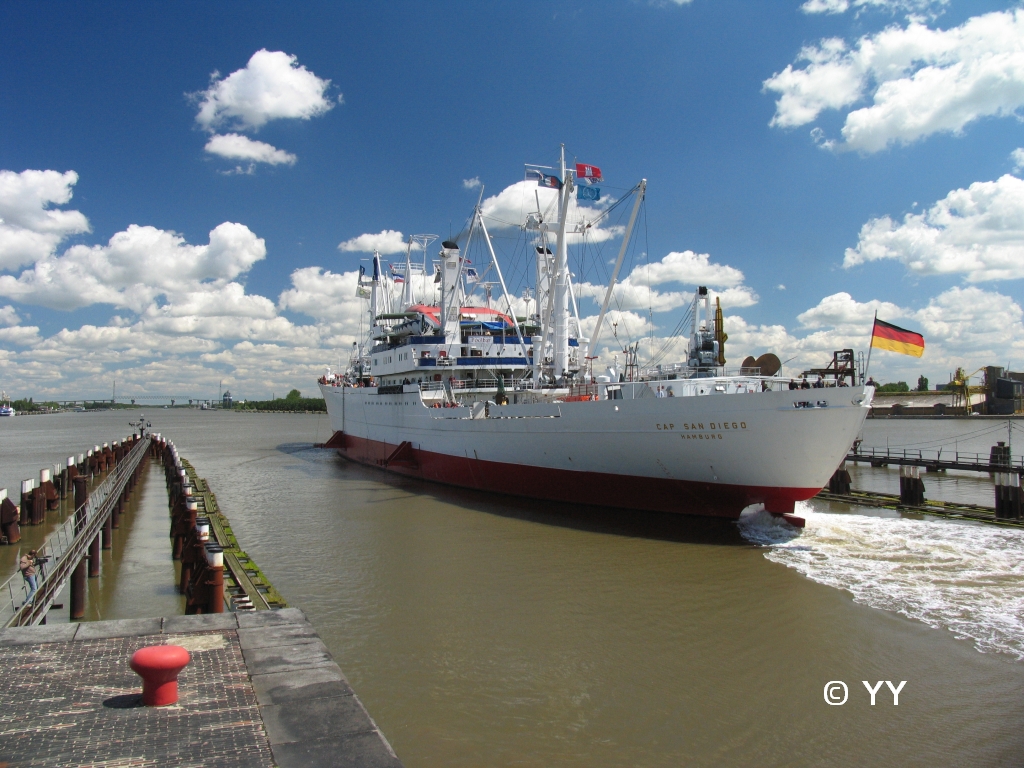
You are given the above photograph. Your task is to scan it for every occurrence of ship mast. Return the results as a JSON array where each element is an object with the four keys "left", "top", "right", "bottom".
[
  {"left": 551, "top": 144, "right": 574, "bottom": 383},
  {"left": 401, "top": 238, "right": 414, "bottom": 309},
  {"left": 370, "top": 251, "right": 381, "bottom": 324}
]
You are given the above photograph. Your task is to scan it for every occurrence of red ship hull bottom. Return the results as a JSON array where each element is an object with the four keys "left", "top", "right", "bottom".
[{"left": 329, "top": 432, "right": 816, "bottom": 519}]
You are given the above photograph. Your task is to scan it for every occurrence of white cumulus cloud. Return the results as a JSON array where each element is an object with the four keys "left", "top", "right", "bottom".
[
  {"left": 765, "top": 9, "right": 1024, "bottom": 152},
  {"left": 630, "top": 250, "right": 746, "bottom": 288},
  {"left": 844, "top": 173, "right": 1024, "bottom": 282},
  {"left": 801, "top": 0, "right": 948, "bottom": 15},
  {"left": 337, "top": 230, "right": 408, "bottom": 254},
  {"left": 194, "top": 49, "right": 336, "bottom": 132},
  {"left": 1012, "top": 148, "right": 1024, "bottom": 174},
  {"left": 0, "top": 304, "right": 20, "bottom": 326},
  {"left": 797, "top": 291, "right": 905, "bottom": 330},
  {"left": 0, "top": 221, "right": 266, "bottom": 311},
  {"left": 575, "top": 249, "right": 757, "bottom": 316},
  {"left": 204, "top": 134, "right": 297, "bottom": 166},
  {"left": 0, "top": 170, "right": 90, "bottom": 271},
  {"left": 481, "top": 179, "right": 625, "bottom": 245},
  {"left": 463, "top": 177, "right": 481, "bottom": 189}
]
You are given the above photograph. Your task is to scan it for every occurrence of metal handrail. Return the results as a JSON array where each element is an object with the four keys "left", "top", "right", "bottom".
[
  {"left": 848, "top": 445, "right": 1024, "bottom": 470},
  {"left": 1, "top": 437, "right": 152, "bottom": 627}
]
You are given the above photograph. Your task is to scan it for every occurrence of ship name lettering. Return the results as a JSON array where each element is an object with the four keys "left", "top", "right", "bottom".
[
  {"left": 681, "top": 422, "right": 747, "bottom": 431},
  {"left": 696, "top": 421, "right": 748, "bottom": 430},
  {"left": 656, "top": 423, "right": 675, "bottom": 431}
]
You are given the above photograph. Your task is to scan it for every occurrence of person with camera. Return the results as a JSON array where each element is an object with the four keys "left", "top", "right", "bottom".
[{"left": 19, "top": 549, "right": 38, "bottom": 605}]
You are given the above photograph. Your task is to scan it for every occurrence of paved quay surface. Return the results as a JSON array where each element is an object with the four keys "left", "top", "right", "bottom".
[{"left": 0, "top": 608, "right": 402, "bottom": 768}]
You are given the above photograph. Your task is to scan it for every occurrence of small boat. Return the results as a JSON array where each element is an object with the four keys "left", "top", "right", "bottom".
[{"left": 0, "top": 392, "right": 14, "bottom": 417}]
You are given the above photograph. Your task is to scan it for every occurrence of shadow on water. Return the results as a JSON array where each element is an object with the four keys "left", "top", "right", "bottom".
[{"left": 275, "top": 442, "right": 749, "bottom": 547}]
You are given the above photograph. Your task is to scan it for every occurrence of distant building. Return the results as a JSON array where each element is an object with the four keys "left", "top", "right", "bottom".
[
  {"left": 222, "top": 390, "right": 233, "bottom": 409},
  {"left": 985, "top": 367, "right": 1024, "bottom": 415}
]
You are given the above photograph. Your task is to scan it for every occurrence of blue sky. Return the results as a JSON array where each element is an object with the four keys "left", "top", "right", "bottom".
[{"left": 1, "top": 0, "right": 1022, "bottom": 400}]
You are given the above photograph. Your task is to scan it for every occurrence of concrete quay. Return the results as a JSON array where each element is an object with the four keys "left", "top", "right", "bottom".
[{"left": 0, "top": 608, "right": 402, "bottom": 768}]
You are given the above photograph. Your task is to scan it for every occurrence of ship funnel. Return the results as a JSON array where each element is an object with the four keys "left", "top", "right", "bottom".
[{"left": 439, "top": 241, "right": 463, "bottom": 337}]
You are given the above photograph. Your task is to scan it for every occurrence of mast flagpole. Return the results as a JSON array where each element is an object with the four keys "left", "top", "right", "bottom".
[
  {"left": 863, "top": 310, "right": 877, "bottom": 383},
  {"left": 402, "top": 238, "right": 413, "bottom": 308},
  {"left": 551, "top": 144, "right": 573, "bottom": 382}
]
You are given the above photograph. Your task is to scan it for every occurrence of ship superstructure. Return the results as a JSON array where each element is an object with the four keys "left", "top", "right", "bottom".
[{"left": 319, "top": 148, "right": 872, "bottom": 519}]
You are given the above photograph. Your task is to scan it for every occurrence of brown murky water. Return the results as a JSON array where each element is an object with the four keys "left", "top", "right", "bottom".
[{"left": 1, "top": 411, "right": 1022, "bottom": 767}]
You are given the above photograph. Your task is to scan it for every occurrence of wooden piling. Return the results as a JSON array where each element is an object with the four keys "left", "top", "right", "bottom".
[
  {"left": 88, "top": 534, "right": 100, "bottom": 578},
  {"left": 61, "top": 457, "right": 75, "bottom": 499},
  {"left": 30, "top": 487, "right": 45, "bottom": 528},
  {"left": 73, "top": 476, "right": 88, "bottom": 535},
  {"left": 205, "top": 544, "right": 224, "bottom": 614},
  {"left": 828, "top": 462, "right": 852, "bottom": 495},
  {"left": 19, "top": 480, "right": 32, "bottom": 526},
  {"left": 70, "top": 560, "right": 86, "bottom": 620},
  {"left": 102, "top": 510, "right": 113, "bottom": 550},
  {"left": 994, "top": 472, "right": 1022, "bottom": 520},
  {"left": 0, "top": 490, "right": 19, "bottom": 544}
]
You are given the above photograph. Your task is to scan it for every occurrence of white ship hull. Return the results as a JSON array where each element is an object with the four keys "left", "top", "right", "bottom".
[{"left": 320, "top": 381, "right": 871, "bottom": 519}]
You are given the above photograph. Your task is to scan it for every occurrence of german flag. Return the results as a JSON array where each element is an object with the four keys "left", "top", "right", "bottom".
[{"left": 871, "top": 318, "right": 925, "bottom": 357}]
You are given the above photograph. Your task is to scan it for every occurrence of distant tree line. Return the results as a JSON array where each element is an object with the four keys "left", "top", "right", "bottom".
[
  {"left": 874, "top": 375, "right": 935, "bottom": 393},
  {"left": 9, "top": 397, "right": 60, "bottom": 412},
  {"left": 234, "top": 389, "right": 326, "bottom": 413}
]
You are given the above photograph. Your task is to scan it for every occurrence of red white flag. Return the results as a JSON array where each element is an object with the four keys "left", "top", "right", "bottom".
[{"left": 575, "top": 163, "right": 603, "bottom": 184}]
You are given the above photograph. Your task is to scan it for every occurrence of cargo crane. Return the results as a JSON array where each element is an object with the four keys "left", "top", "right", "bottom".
[{"left": 951, "top": 366, "right": 985, "bottom": 414}]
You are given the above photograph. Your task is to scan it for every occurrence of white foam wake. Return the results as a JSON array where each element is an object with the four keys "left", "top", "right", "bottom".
[{"left": 738, "top": 503, "right": 1024, "bottom": 659}]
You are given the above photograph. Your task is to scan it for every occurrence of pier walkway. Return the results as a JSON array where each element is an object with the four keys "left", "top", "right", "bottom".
[
  {"left": 0, "top": 608, "right": 403, "bottom": 768},
  {"left": 847, "top": 446, "right": 1022, "bottom": 473},
  {"left": 0, "top": 436, "right": 151, "bottom": 627}
]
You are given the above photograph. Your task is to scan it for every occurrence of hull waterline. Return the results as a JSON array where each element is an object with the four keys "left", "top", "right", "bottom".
[{"left": 320, "top": 381, "right": 871, "bottom": 520}]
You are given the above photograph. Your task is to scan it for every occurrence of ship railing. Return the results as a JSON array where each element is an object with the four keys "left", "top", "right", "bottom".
[
  {"left": 418, "top": 376, "right": 523, "bottom": 393},
  {"left": 639, "top": 365, "right": 857, "bottom": 389}
]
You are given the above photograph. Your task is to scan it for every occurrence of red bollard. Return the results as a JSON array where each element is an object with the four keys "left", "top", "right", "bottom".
[{"left": 130, "top": 645, "right": 191, "bottom": 706}]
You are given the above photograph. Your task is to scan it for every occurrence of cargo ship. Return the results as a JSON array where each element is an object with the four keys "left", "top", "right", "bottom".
[{"left": 319, "top": 150, "right": 872, "bottom": 519}]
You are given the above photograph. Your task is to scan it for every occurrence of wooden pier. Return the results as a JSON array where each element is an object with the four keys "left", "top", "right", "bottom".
[
  {"left": 825, "top": 438, "right": 1024, "bottom": 525},
  {"left": 1, "top": 431, "right": 287, "bottom": 626},
  {"left": 846, "top": 445, "right": 1022, "bottom": 473},
  {"left": 0, "top": 432, "right": 405, "bottom": 767},
  {"left": 161, "top": 445, "right": 285, "bottom": 611},
  {"left": 1, "top": 436, "right": 151, "bottom": 627}
]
